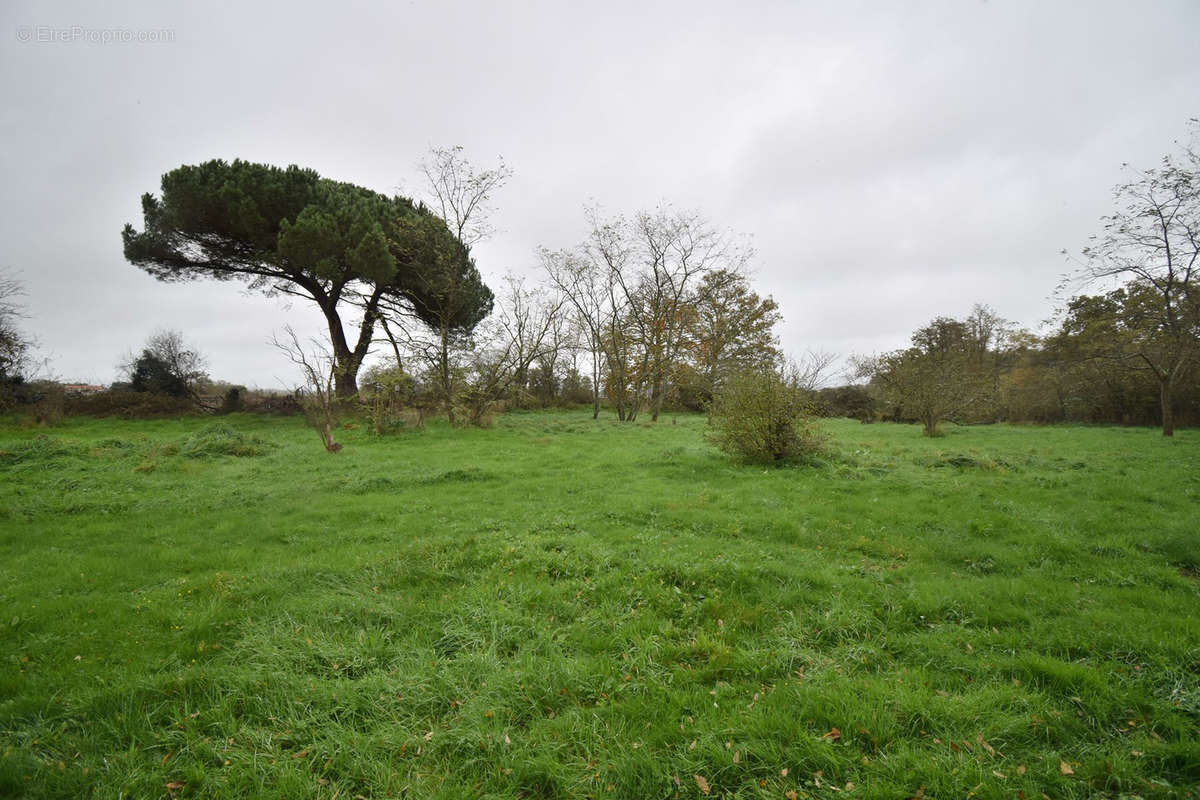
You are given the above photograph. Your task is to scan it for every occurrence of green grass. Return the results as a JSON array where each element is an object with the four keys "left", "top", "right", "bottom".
[{"left": 1, "top": 411, "right": 1198, "bottom": 799}]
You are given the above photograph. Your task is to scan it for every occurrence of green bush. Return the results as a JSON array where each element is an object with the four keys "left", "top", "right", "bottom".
[{"left": 707, "top": 367, "right": 825, "bottom": 464}]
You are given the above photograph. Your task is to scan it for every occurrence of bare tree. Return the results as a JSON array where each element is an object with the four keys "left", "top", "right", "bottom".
[
  {"left": 545, "top": 207, "right": 753, "bottom": 421},
  {"left": 543, "top": 246, "right": 616, "bottom": 419},
  {"left": 460, "top": 276, "right": 565, "bottom": 424},
  {"left": 1070, "top": 123, "right": 1200, "bottom": 435},
  {"left": 374, "top": 146, "right": 512, "bottom": 422},
  {"left": 418, "top": 145, "right": 513, "bottom": 247},
  {"left": 272, "top": 326, "right": 343, "bottom": 452},
  {"left": 0, "top": 268, "right": 32, "bottom": 384},
  {"left": 119, "top": 329, "right": 209, "bottom": 401},
  {"left": 793, "top": 349, "right": 838, "bottom": 392},
  {"left": 609, "top": 207, "right": 751, "bottom": 421},
  {"left": 586, "top": 210, "right": 647, "bottom": 420}
]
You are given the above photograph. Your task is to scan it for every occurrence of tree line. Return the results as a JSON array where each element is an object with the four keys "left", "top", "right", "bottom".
[
  {"left": 842, "top": 299, "right": 1200, "bottom": 437},
  {"left": 847, "top": 123, "right": 1199, "bottom": 438},
  {"left": 2, "top": 125, "right": 1197, "bottom": 442}
]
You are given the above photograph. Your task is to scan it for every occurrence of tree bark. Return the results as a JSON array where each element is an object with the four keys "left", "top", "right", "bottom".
[
  {"left": 1160, "top": 378, "right": 1175, "bottom": 437},
  {"left": 440, "top": 324, "right": 455, "bottom": 425},
  {"left": 317, "top": 290, "right": 383, "bottom": 400},
  {"left": 591, "top": 349, "right": 600, "bottom": 419}
]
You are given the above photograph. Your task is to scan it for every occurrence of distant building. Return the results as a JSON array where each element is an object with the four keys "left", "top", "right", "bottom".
[{"left": 61, "top": 383, "right": 105, "bottom": 395}]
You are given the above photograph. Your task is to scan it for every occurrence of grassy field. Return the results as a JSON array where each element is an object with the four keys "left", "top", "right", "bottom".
[{"left": 0, "top": 411, "right": 1198, "bottom": 799}]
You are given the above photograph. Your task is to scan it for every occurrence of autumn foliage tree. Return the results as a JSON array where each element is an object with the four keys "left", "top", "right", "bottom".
[{"left": 683, "top": 268, "right": 782, "bottom": 404}]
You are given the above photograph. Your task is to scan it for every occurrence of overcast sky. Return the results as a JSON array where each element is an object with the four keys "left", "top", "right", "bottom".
[{"left": 2, "top": 0, "right": 1197, "bottom": 386}]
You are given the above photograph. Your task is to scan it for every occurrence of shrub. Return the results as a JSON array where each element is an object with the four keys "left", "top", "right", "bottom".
[
  {"left": 707, "top": 366, "right": 825, "bottom": 464},
  {"left": 218, "top": 386, "right": 245, "bottom": 414},
  {"left": 63, "top": 390, "right": 194, "bottom": 419},
  {"left": 246, "top": 392, "right": 303, "bottom": 416},
  {"left": 30, "top": 381, "right": 64, "bottom": 426},
  {"left": 360, "top": 367, "right": 419, "bottom": 434}
]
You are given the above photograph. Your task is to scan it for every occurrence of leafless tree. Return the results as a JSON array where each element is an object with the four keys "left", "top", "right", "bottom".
[
  {"left": 373, "top": 146, "right": 512, "bottom": 422},
  {"left": 117, "top": 329, "right": 209, "bottom": 402},
  {"left": 546, "top": 207, "right": 753, "bottom": 421},
  {"left": 793, "top": 349, "right": 838, "bottom": 392},
  {"left": 0, "top": 268, "right": 32, "bottom": 383},
  {"left": 543, "top": 246, "right": 618, "bottom": 419},
  {"left": 460, "top": 276, "right": 565, "bottom": 424},
  {"left": 608, "top": 207, "right": 751, "bottom": 421},
  {"left": 418, "top": 145, "right": 513, "bottom": 247},
  {"left": 272, "top": 326, "right": 343, "bottom": 452},
  {"left": 1069, "top": 123, "right": 1200, "bottom": 436}
]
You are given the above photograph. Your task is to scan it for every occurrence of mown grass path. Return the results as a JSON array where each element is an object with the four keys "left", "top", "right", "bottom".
[{"left": 1, "top": 412, "right": 1197, "bottom": 798}]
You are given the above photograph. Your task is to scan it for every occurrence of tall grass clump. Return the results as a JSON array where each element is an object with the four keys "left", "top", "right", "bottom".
[{"left": 178, "top": 423, "right": 270, "bottom": 458}]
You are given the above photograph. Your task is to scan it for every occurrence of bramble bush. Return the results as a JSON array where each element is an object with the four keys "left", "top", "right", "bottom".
[{"left": 707, "top": 366, "right": 825, "bottom": 464}]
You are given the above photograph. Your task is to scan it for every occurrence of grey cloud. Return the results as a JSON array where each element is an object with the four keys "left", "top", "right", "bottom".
[{"left": 2, "top": 0, "right": 1197, "bottom": 385}]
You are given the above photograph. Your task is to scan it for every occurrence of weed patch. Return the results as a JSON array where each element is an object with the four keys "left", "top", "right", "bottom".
[{"left": 178, "top": 423, "right": 272, "bottom": 458}]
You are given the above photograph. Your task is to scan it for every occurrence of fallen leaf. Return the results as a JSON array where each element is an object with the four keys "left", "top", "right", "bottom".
[
  {"left": 291, "top": 750, "right": 308, "bottom": 759},
  {"left": 1017, "top": 764, "right": 1026, "bottom": 775},
  {"left": 1059, "top": 761, "right": 1074, "bottom": 775},
  {"left": 908, "top": 786, "right": 926, "bottom": 800},
  {"left": 688, "top": 739, "right": 697, "bottom": 751},
  {"left": 823, "top": 727, "right": 842, "bottom": 741},
  {"left": 504, "top": 734, "right": 511, "bottom": 745},
  {"left": 161, "top": 752, "right": 171, "bottom": 766},
  {"left": 992, "top": 770, "right": 1007, "bottom": 778},
  {"left": 977, "top": 735, "right": 996, "bottom": 757},
  {"left": 846, "top": 782, "right": 855, "bottom": 790},
  {"left": 733, "top": 750, "right": 740, "bottom": 763},
  {"left": 166, "top": 782, "right": 185, "bottom": 791},
  {"left": 424, "top": 731, "right": 433, "bottom": 741},
  {"left": 786, "top": 792, "right": 798, "bottom": 800},
  {"left": 780, "top": 768, "right": 789, "bottom": 777},
  {"left": 694, "top": 774, "right": 710, "bottom": 795},
  {"left": 1131, "top": 750, "right": 1143, "bottom": 757}
]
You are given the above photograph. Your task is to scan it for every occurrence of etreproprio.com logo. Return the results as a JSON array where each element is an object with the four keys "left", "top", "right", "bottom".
[{"left": 16, "top": 25, "right": 175, "bottom": 44}]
